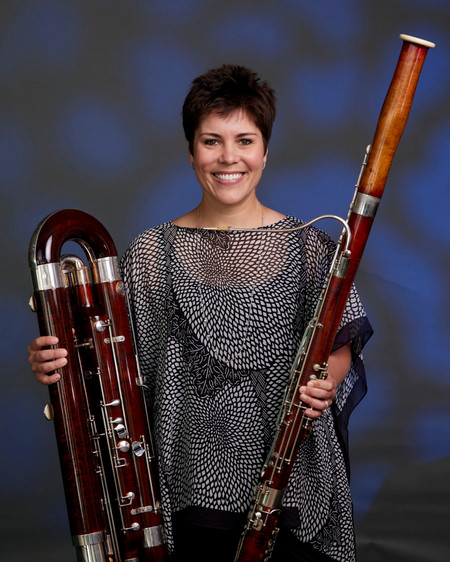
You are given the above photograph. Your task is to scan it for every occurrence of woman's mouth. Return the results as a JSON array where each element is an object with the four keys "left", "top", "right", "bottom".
[{"left": 213, "top": 172, "right": 244, "bottom": 182}]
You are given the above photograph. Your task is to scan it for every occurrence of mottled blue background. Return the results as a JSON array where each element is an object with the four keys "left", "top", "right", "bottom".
[{"left": 1, "top": 1, "right": 449, "bottom": 560}]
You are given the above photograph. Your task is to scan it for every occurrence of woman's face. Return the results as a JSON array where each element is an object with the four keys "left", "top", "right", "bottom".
[{"left": 190, "top": 109, "right": 267, "bottom": 208}]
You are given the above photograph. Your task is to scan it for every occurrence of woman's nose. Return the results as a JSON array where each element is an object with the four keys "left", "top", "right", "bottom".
[{"left": 220, "top": 142, "right": 238, "bottom": 164}]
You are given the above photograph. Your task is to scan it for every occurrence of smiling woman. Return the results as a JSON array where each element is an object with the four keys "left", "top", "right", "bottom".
[
  {"left": 28, "top": 63, "right": 372, "bottom": 562},
  {"left": 178, "top": 109, "right": 272, "bottom": 227},
  {"left": 175, "top": 64, "right": 283, "bottom": 229}
]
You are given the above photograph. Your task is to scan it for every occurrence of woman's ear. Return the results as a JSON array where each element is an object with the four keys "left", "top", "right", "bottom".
[{"left": 188, "top": 147, "right": 195, "bottom": 170}]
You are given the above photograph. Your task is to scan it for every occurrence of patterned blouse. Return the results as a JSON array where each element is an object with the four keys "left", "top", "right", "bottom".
[{"left": 121, "top": 216, "right": 373, "bottom": 561}]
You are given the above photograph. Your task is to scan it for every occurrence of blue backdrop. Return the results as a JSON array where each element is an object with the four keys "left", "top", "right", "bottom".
[{"left": 1, "top": 1, "right": 449, "bottom": 560}]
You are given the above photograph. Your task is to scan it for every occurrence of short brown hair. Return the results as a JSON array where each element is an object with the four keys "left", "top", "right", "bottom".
[{"left": 182, "top": 64, "right": 276, "bottom": 154}]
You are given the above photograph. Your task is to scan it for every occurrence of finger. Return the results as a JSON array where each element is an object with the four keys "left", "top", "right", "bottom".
[
  {"left": 36, "top": 369, "right": 62, "bottom": 385},
  {"left": 36, "top": 356, "right": 67, "bottom": 374},
  {"left": 28, "top": 336, "right": 59, "bottom": 352},
  {"left": 33, "top": 356, "right": 67, "bottom": 383},
  {"left": 305, "top": 387, "right": 330, "bottom": 401},
  {"left": 307, "top": 378, "right": 336, "bottom": 393},
  {"left": 301, "top": 393, "right": 330, "bottom": 412},
  {"left": 304, "top": 408, "right": 322, "bottom": 420},
  {"left": 303, "top": 403, "right": 330, "bottom": 419},
  {"left": 31, "top": 347, "right": 68, "bottom": 364},
  {"left": 300, "top": 388, "right": 333, "bottom": 419},
  {"left": 300, "top": 383, "right": 334, "bottom": 402}
]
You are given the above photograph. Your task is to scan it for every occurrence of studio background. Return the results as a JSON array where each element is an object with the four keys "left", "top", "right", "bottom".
[{"left": 1, "top": 1, "right": 449, "bottom": 561}]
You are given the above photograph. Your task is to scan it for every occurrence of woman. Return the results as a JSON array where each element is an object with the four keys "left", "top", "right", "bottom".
[{"left": 28, "top": 64, "right": 372, "bottom": 561}]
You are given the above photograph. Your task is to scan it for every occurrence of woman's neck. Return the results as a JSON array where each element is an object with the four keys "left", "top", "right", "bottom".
[
  {"left": 196, "top": 198, "right": 265, "bottom": 229},
  {"left": 172, "top": 199, "right": 286, "bottom": 229}
]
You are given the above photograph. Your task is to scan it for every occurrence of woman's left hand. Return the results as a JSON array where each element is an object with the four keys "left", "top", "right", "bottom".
[
  {"left": 300, "top": 343, "right": 352, "bottom": 419},
  {"left": 299, "top": 374, "right": 337, "bottom": 419}
]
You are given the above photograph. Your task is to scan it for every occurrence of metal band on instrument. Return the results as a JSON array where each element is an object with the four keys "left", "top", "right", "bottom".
[
  {"left": 72, "top": 531, "right": 106, "bottom": 547},
  {"left": 33, "top": 263, "right": 64, "bottom": 291},
  {"left": 72, "top": 531, "right": 109, "bottom": 562},
  {"left": 334, "top": 254, "right": 351, "bottom": 279},
  {"left": 352, "top": 192, "right": 381, "bottom": 218},
  {"left": 143, "top": 525, "right": 165, "bottom": 548},
  {"left": 94, "top": 256, "right": 121, "bottom": 283},
  {"left": 258, "top": 486, "right": 285, "bottom": 510}
]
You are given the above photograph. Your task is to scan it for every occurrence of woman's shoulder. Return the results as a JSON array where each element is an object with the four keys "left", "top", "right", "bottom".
[
  {"left": 129, "top": 221, "right": 173, "bottom": 245},
  {"left": 284, "top": 215, "right": 334, "bottom": 242},
  {"left": 121, "top": 222, "right": 174, "bottom": 264}
]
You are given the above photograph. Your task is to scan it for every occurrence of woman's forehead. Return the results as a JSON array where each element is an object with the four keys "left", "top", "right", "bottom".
[{"left": 196, "top": 108, "right": 259, "bottom": 134}]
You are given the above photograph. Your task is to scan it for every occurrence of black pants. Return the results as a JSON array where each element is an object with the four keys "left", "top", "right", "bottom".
[{"left": 171, "top": 523, "right": 335, "bottom": 561}]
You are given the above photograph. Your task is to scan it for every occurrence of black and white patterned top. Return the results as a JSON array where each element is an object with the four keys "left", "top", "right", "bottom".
[{"left": 121, "top": 215, "right": 373, "bottom": 561}]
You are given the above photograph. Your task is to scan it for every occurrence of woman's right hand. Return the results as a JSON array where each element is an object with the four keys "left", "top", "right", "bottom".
[{"left": 27, "top": 336, "right": 68, "bottom": 385}]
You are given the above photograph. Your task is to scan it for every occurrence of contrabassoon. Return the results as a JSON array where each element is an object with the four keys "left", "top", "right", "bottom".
[
  {"left": 29, "top": 209, "right": 168, "bottom": 561},
  {"left": 234, "top": 33, "right": 435, "bottom": 561}
]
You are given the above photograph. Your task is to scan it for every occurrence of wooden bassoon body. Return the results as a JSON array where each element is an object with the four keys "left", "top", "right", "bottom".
[
  {"left": 29, "top": 209, "right": 168, "bottom": 562},
  {"left": 234, "top": 33, "right": 435, "bottom": 562}
]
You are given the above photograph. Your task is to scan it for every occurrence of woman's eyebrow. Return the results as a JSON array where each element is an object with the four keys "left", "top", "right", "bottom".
[{"left": 198, "top": 132, "right": 258, "bottom": 136}]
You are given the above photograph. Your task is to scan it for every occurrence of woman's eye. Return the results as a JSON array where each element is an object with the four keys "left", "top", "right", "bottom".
[
  {"left": 239, "top": 138, "right": 252, "bottom": 145},
  {"left": 204, "top": 139, "right": 219, "bottom": 146}
]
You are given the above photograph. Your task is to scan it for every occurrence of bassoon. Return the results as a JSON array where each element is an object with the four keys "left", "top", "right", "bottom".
[
  {"left": 234, "top": 33, "right": 435, "bottom": 561},
  {"left": 29, "top": 209, "right": 168, "bottom": 562}
]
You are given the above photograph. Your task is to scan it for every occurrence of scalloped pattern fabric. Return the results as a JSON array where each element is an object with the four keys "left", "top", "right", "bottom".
[{"left": 121, "top": 216, "right": 372, "bottom": 561}]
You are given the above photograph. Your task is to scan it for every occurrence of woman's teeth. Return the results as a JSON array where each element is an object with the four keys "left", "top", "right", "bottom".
[{"left": 214, "top": 173, "right": 243, "bottom": 180}]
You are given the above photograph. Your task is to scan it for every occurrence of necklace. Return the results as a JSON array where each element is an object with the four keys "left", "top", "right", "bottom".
[
  {"left": 195, "top": 203, "right": 266, "bottom": 366},
  {"left": 195, "top": 202, "right": 265, "bottom": 230}
]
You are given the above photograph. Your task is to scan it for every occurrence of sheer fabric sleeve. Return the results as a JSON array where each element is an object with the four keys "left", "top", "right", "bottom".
[{"left": 120, "top": 227, "right": 168, "bottom": 402}]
